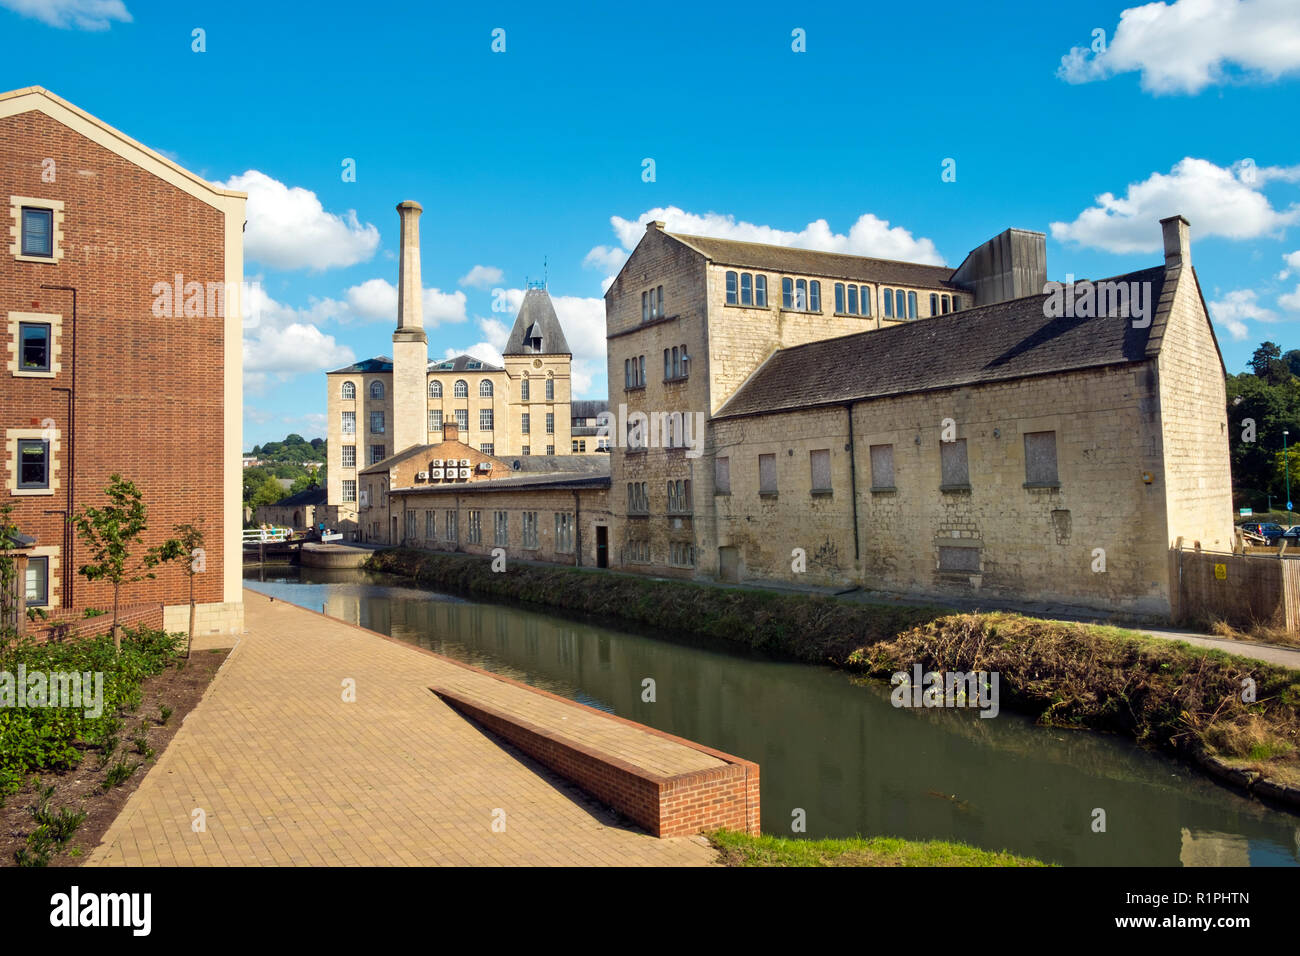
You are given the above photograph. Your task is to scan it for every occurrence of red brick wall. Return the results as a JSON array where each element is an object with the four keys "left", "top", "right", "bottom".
[
  {"left": 0, "top": 108, "right": 227, "bottom": 613},
  {"left": 27, "top": 601, "right": 164, "bottom": 645},
  {"left": 433, "top": 687, "right": 760, "bottom": 838}
]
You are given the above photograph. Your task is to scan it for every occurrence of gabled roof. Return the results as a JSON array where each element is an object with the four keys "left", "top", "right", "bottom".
[
  {"left": 271, "top": 486, "right": 328, "bottom": 507},
  {"left": 0, "top": 87, "right": 245, "bottom": 212},
  {"left": 664, "top": 231, "right": 961, "bottom": 290},
  {"left": 328, "top": 356, "right": 392, "bottom": 374},
  {"left": 504, "top": 287, "right": 571, "bottom": 355},
  {"left": 570, "top": 399, "right": 609, "bottom": 419},
  {"left": 715, "top": 266, "right": 1168, "bottom": 420},
  {"left": 428, "top": 354, "right": 503, "bottom": 372}
]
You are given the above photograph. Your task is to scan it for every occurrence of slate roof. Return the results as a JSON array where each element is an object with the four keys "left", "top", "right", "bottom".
[
  {"left": 665, "top": 232, "right": 962, "bottom": 290},
  {"left": 504, "top": 287, "right": 571, "bottom": 355},
  {"left": 327, "top": 356, "right": 392, "bottom": 374},
  {"left": 427, "top": 353, "right": 503, "bottom": 372},
  {"left": 272, "top": 486, "right": 328, "bottom": 507},
  {"left": 392, "top": 472, "right": 610, "bottom": 496},
  {"left": 715, "top": 266, "right": 1168, "bottom": 420},
  {"left": 570, "top": 399, "right": 609, "bottom": 420},
  {"left": 500, "top": 454, "right": 610, "bottom": 475}
]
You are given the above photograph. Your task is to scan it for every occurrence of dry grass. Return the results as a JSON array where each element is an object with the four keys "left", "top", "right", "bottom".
[{"left": 1208, "top": 618, "right": 1300, "bottom": 648}]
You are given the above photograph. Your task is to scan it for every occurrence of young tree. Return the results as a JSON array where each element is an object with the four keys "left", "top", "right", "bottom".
[
  {"left": 0, "top": 504, "right": 20, "bottom": 646},
  {"left": 70, "top": 474, "right": 169, "bottom": 653},
  {"left": 153, "top": 520, "right": 205, "bottom": 658}
]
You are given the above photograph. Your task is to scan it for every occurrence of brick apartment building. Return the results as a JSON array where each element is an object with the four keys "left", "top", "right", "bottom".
[{"left": 0, "top": 87, "right": 245, "bottom": 635}]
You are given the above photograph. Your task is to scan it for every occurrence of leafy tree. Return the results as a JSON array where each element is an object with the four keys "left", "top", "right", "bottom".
[
  {"left": 153, "top": 520, "right": 205, "bottom": 658},
  {"left": 251, "top": 476, "right": 286, "bottom": 509},
  {"left": 1250, "top": 342, "right": 1282, "bottom": 377},
  {"left": 69, "top": 475, "right": 171, "bottom": 653}
]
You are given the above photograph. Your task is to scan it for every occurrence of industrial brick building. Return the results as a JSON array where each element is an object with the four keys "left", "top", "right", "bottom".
[
  {"left": 0, "top": 87, "right": 246, "bottom": 634},
  {"left": 600, "top": 215, "right": 1233, "bottom": 619}
]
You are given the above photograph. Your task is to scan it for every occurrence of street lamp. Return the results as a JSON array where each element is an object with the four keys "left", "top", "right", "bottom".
[{"left": 1286, "top": 430, "right": 1292, "bottom": 521}]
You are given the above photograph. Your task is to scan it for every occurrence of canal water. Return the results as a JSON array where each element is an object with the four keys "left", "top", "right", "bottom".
[{"left": 245, "top": 565, "right": 1300, "bottom": 866}]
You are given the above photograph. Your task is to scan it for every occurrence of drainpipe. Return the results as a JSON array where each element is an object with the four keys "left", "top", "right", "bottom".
[
  {"left": 845, "top": 402, "right": 860, "bottom": 562},
  {"left": 574, "top": 489, "right": 581, "bottom": 568},
  {"left": 41, "top": 284, "right": 76, "bottom": 608}
]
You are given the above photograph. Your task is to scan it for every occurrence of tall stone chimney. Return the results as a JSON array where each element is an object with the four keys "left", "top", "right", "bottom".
[
  {"left": 392, "top": 200, "right": 428, "bottom": 457},
  {"left": 1160, "top": 214, "right": 1191, "bottom": 269}
]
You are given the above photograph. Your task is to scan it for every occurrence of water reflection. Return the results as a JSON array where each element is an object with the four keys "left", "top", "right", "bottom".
[{"left": 245, "top": 566, "right": 1300, "bottom": 867}]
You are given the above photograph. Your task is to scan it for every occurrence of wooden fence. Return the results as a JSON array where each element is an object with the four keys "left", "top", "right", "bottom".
[{"left": 1171, "top": 547, "right": 1300, "bottom": 633}]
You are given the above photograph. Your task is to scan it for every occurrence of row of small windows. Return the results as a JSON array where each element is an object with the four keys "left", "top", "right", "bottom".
[
  {"left": 723, "top": 271, "right": 961, "bottom": 320},
  {"left": 625, "top": 355, "right": 647, "bottom": 389},
  {"left": 642, "top": 286, "right": 665, "bottom": 322},
  {"left": 622, "top": 539, "right": 694, "bottom": 567},
  {"left": 344, "top": 379, "right": 532, "bottom": 400},
  {"left": 626, "top": 480, "right": 694, "bottom": 514},
  {"left": 410, "top": 509, "right": 573, "bottom": 553},
  {"left": 711, "top": 432, "right": 1058, "bottom": 496}
]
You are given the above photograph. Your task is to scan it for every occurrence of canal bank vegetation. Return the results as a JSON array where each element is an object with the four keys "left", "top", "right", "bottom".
[
  {"left": 367, "top": 550, "right": 1300, "bottom": 804},
  {"left": 707, "top": 829, "right": 1048, "bottom": 866}
]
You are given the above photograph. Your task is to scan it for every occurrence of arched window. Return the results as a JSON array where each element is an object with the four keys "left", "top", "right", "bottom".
[
  {"left": 907, "top": 291, "right": 917, "bottom": 319},
  {"left": 740, "top": 273, "right": 752, "bottom": 306},
  {"left": 896, "top": 289, "right": 907, "bottom": 318},
  {"left": 809, "top": 281, "right": 821, "bottom": 312},
  {"left": 341, "top": 381, "right": 356, "bottom": 400},
  {"left": 755, "top": 275, "right": 768, "bottom": 307},
  {"left": 479, "top": 379, "right": 493, "bottom": 397},
  {"left": 883, "top": 288, "right": 894, "bottom": 318},
  {"left": 847, "top": 285, "right": 858, "bottom": 315},
  {"left": 725, "top": 271, "right": 738, "bottom": 305},
  {"left": 369, "top": 380, "right": 384, "bottom": 399},
  {"left": 861, "top": 287, "right": 871, "bottom": 317},
  {"left": 930, "top": 293, "right": 939, "bottom": 315},
  {"left": 835, "top": 283, "right": 845, "bottom": 313},
  {"left": 429, "top": 380, "right": 442, "bottom": 398},
  {"left": 795, "top": 279, "right": 808, "bottom": 310},
  {"left": 454, "top": 379, "right": 468, "bottom": 398},
  {"left": 941, "top": 294, "right": 950, "bottom": 314}
]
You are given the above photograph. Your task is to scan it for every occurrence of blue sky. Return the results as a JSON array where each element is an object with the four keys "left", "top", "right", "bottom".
[{"left": 4, "top": 0, "right": 1299, "bottom": 448}]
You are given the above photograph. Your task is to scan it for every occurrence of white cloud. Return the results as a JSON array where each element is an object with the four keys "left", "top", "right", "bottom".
[
  {"left": 442, "top": 341, "right": 505, "bottom": 367},
  {"left": 0, "top": 0, "right": 130, "bottom": 30},
  {"left": 335, "top": 277, "right": 467, "bottom": 325},
  {"left": 220, "top": 170, "right": 380, "bottom": 271},
  {"left": 241, "top": 286, "right": 354, "bottom": 392},
  {"left": 1280, "top": 285, "right": 1300, "bottom": 312},
  {"left": 1279, "top": 249, "right": 1300, "bottom": 280},
  {"left": 1209, "top": 289, "right": 1276, "bottom": 341},
  {"left": 476, "top": 316, "right": 510, "bottom": 351},
  {"left": 1050, "top": 157, "right": 1300, "bottom": 253},
  {"left": 459, "top": 265, "right": 504, "bottom": 289},
  {"left": 602, "top": 206, "right": 943, "bottom": 268},
  {"left": 583, "top": 245, "right": 629, "bottom": 275},
  {"left": 1057, "top": 0, "right": 1300, "bottom": 95}
]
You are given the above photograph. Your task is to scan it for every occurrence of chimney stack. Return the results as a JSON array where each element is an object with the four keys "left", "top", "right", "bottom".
[
  {"left": 397, "top": 200, "right": 424, "bottom": 330},
  {"left": 1160, "top": 214, "right": 1191, "bottom": 269},
  {"left": 392, "top": 201, "right": 429, "bottom": 457}
]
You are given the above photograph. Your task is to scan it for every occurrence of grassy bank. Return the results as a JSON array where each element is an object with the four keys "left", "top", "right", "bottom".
[
  {"left": 368, "top": 549, "right": 1300, "bottom": 800},
  {"left": 707, "top": 829, "right": 1048, "bottom": 866}
]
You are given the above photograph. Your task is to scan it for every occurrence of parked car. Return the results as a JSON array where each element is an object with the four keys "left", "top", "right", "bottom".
[
  {"left": 1279, "top": 526, "right": 1300, "bottom": 542},
  {"left": 1240, "top": 522, "right": 1286, "bottom": 543}
]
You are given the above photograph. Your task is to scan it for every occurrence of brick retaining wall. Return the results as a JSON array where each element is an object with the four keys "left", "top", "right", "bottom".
[
  {"left": 28, "top": 602, "right": 164, "bottom": 644},
  {"left": 432, "top": 686, "right": 760, "bottom": 837}
]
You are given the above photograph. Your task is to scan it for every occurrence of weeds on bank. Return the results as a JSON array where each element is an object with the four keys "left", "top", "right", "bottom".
[
  {"left": 707, "top": 829, "right": 1048, "bottom": 867},
  {"left": 14, "top": 781, "right": 87, "bottom": 867}
]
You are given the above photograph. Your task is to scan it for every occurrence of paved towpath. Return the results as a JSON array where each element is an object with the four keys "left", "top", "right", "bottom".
[{"left": 87, "top": 590, "right": 716, "bottom": 866}]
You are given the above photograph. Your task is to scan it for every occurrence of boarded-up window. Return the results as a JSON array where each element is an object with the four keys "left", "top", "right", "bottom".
[
  {"left": 715, "top": 456, "right": 731, "bottom": 495},
  {"left": 1024, "top": 431, "right": 1059, "bottom": 485},
  {"left": 939, "top": 546, "right": 980, "bottom": 572},
  {"left": 940, "top": 439, "right": 969, "bottom": 488},
  {"left": 869, "top": 444, "right": 894, "bottom": 489},
  {"left": 810, "top": 449, "right": 832, "bottom": 492},
  {"left": 758, "top": 454, "right": 777, "bottom": 494}
]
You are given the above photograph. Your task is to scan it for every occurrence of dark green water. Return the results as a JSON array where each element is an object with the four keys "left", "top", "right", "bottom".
[{"left": 244, "top": 565, "right": 1300, "bottom": 866}]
